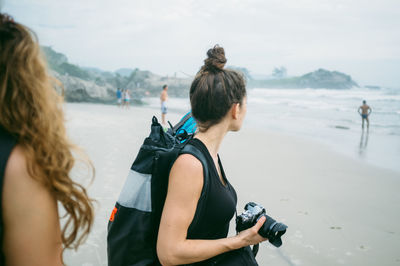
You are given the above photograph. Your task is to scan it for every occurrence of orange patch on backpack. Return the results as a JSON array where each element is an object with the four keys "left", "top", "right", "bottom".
[{"left": 109, "top": 207, "right": 118, "bottom": 222}]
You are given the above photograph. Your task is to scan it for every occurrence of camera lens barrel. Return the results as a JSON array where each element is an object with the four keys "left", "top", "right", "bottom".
[{"left": 259, "top": 214, "right": 287, "bottom": 247}]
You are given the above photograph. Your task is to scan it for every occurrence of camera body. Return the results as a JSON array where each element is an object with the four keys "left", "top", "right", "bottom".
[{"left": 236, "top": 202, "right": 287, "bottom": 247}]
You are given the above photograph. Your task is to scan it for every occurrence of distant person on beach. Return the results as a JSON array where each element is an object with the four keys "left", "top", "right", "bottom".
[
  {"left": 116, "top": 88, "right": 122, "bottom": 107},
  {"left": 0, "top": 13, "right": 94, "bottom": 265},
  {"left": 160, "top": 84, "right": 168, "bottom": 125},
  {"left": 124, "top": 89, "right": 131, "bottom": 109},
  {"left": 157, "top": 45, "right": 267, "bottom": 265},
  {"left": 358, "top": 100, "right": 372, "bottom": 129},
  {"left": 121, "top": 89, "right": 126, "bottom": 108}
]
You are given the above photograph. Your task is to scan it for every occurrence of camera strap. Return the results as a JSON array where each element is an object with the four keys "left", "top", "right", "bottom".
[{"left": 252, "top": 244, "right": 259, "bottom": 257}]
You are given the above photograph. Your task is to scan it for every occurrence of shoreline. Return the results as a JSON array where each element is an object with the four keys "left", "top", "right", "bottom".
[
  {"left": 63, "top": 103, "right": 400, "bottom": 265},
  {"left": 243, "top": 121, "right": 400, "bottom": 175},
  {"left": 136, "top": 94, "right": 400, "bottom": 173},
  {"left": 222, "top": 126, "right": 400, "bottom": 265}
]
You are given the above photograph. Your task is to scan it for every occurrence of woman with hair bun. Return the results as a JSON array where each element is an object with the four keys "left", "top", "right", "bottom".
[
  {"left": 157, "top": 45, "right": 267, "bottom": 265},
  {"left": 0, "top": 13, "right": 94, "bottom": 265}
]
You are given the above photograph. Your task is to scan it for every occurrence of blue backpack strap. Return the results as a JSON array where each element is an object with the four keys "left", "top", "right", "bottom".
[
  {"left": 168, "top": 112, "right": 197, "bottom": 143},
  {"left": 172, "top": 112, "right": 192, "bottom": 134}
]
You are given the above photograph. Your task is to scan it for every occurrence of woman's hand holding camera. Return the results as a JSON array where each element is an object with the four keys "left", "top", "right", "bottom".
[{"left": 236, "top": 216, "right": 268, "bottom": 247}]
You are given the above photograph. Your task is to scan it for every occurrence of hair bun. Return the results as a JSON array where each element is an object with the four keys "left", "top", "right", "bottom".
[
  {"left": 0, "top": 13, "right": 14, "bottom": 24},
  {"left": 203, "top": 45, "right": 227, "bottom": 72}
]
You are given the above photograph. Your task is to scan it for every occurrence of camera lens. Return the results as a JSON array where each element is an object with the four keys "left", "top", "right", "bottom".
[{"left": 259, "top": 215, "right": 287, "bottom": 247}]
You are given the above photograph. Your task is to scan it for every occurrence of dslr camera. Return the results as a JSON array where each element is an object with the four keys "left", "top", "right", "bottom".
[{"left": 236, "top": 202, "right": 287, "bottom": 247}]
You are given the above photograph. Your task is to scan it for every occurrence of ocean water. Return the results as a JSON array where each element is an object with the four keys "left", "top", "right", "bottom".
[
  {"left": 246, "top": 87, "right": 400, "bottom": 173},
  {"left": 144, "top": 87, "right": 400, "bottom": 173}
]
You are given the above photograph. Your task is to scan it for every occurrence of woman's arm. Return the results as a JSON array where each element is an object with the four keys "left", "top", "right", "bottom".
[
  {"left": 2, "top": 146, "right": 63, "bottom": 266},
  {"left": 157, "top": 154, "right": 266, "bottom": 266}
]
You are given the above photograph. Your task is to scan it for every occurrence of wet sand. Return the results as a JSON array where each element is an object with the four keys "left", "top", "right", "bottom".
[{"left": 63, "top": 103, "right": 400, "bottom": 266}]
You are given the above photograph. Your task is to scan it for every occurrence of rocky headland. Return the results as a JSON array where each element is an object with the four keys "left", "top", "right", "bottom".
[
  {"left": 42, "top": 46, "right": 360, "bottom": 104},
  {"left": 42, "top": 46, "right": 191, "bottom": 104},
  {"left": 248, "top": 68, "right": 359, "bottom": 89}
]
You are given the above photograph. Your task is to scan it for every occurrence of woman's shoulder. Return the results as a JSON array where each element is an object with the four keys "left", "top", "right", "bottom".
[
  {"left": 4, "top": 145, "right": 28, "bottom": 181},
  {"left": 3, "top": 145, "right": 55, "bottom": 209},
  {"left": 173, "top": 153, "right": 203, "bottom": 175},
  {"left": 169, "top": 153, "right": 204, "bottom": 191},
  {"left": 2, "top": 145, "right": 63, "bottom": 265}
]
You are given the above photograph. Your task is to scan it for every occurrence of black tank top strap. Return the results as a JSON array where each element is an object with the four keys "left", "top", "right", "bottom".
[
  {"left": 180, "top": 140, "right": 211, "bottom": 236},
  {"left": 0, "top": 126, "right": 17, "bottom": 265},
  {"left": 181, "top": 138, "right": 237, "bottom": 239},
  {"left": 180, "top": 139, "right": 211, "bottom": 194},
  {"left": 0, "top": 125, "right": 16, "bottom": 196},
  {"left": 180, "top": 138, "right": 238, "bottom": 265}
]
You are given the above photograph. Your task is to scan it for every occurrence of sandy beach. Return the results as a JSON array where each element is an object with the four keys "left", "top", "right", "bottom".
[{"left": 63, "top": 103, "right": 400, "bottom": 266}]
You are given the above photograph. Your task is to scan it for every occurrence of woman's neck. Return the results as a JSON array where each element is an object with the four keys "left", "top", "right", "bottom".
[{"left": 195, "top": 121, "right": 229, "bottom": 158}]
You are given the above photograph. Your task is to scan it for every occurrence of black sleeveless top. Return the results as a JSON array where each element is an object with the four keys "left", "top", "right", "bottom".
[
  {"left": 185, "top": 138, "right": 237, "bottom": 264},
  {"left": 0, "top": 126, "right": 17, "bottom": 265}
]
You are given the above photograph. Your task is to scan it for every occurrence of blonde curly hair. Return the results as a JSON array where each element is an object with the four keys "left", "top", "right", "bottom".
[{"left": 0, "top": 13, "right": 94, "bottom": 250}]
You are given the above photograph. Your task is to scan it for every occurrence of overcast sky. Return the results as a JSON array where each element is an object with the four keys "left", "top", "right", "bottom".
[{"left": 2, "top": 0, "right": 400, "bottom": 87}]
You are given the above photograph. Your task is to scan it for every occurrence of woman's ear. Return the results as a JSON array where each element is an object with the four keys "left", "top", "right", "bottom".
[{"left": 231, "top": 103, "right": 240, "bottom": 120}]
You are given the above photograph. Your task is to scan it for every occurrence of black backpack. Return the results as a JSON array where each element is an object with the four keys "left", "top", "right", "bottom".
[{"left": 107, "top": 115, "right": 208, "bottom": 266}]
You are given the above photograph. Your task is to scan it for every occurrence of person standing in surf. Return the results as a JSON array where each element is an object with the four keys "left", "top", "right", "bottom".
[
  {"left": 160, "top": 84, "right": 168, "bottom": 126},
  {"left": 124, "top": 89, "right": 131, "bottom": 109},
  {"left": 116, "top": 88, "right": 122, "bottom": 107},
  {"left": 358, "top": 100, "right": 372, "bottom": 129}
]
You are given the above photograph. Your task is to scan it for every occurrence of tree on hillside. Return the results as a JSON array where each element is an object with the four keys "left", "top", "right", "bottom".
[
  {"left": 227, "top": 66, "right": 252, "bottom": 81},
  {"left": 272, "top": 66, "right": 287, "bottom": 79}
]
